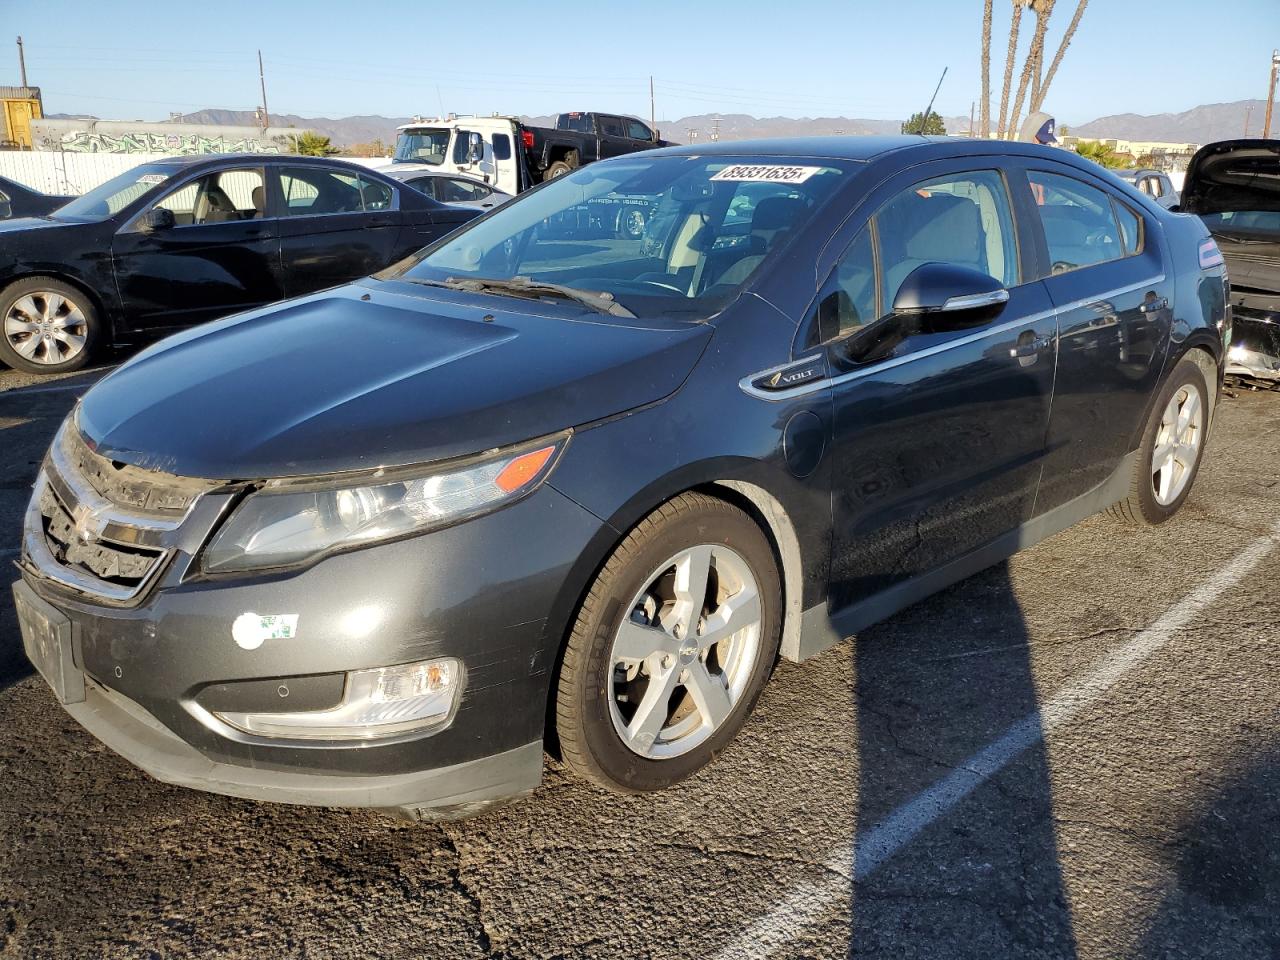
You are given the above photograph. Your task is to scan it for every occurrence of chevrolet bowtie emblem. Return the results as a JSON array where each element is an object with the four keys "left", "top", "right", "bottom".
[{"left": 70, "top": 503, "right": 108, "bottom": 544}]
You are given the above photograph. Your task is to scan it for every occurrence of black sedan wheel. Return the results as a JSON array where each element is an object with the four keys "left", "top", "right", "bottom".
[
  {"left": 555, "top": 492, "right": 781, "bottom": 792},
  {"left": 1108, "top": 355, "right": 1210, "bottom": 525},
  {"left": 0, "top": 277, "right": 98, "bottom": 374}
]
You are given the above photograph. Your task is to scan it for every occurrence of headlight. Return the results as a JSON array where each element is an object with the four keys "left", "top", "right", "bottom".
[
  {"left": 202, "top": 436, "right": 565, "bottom": 573},
  {"left": 213, "top": 657, "right": 462, "bottom": 741}
]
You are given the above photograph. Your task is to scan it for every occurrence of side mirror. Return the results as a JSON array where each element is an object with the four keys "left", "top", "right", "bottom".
[
  {"left": 138, "top": 207, "right": 175, "bottom": 233},
  {"left": 467, "top": 132, "right": 483, "bottom": 164},
  {"left": 891, "top": 262, "right": 1008, "bottom": 327}
]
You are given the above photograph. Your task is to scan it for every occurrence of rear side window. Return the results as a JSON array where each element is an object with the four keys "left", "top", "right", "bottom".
[
  {"left": 277, "top": 167, "right": 364, "bottom": 216},
  {"left": 439, "top": 178, "right": 490, "bottom": 203},
  {"left": 357, "top": 174, "right": 394, "bottom": 211},
  {"left": 492, "top": 133, "right": 512, "bottom": 161},
  {"left": 1028, "top": 171, "right": 1125, "bottom": 274}
]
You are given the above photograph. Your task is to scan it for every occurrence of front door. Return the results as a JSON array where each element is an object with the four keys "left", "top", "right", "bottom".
[
  {"left": 822, "top": 166, "right": 1057, "bottom": 622},
  {"left": 1022, "top": 166, "right": 1173, "bottom": 512},
  {"left": 274, "top": 165, "right": 402, "bottom": 296},
  {"left": 112, "top": 166, "right": 281, "bottom": 334}
]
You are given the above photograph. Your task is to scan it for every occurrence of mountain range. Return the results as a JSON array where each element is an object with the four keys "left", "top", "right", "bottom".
[{"left": 54, "top": 100, "right": 1269, "bottom": 149}]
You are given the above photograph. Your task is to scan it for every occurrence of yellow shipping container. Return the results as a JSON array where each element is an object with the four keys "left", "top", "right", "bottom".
[{"left": 0, "top": 86, "right": 44, "bottom": 149}]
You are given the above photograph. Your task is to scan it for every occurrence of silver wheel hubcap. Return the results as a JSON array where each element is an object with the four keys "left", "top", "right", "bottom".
[
  {"left": 1151, "top": 383, "right": 1203, "bottom": 506},
  {"left": 5, "top": 291, "right": 88, "bottom": 366},
  {"left": 608, "top": 544, "right": 762, "bottom": 759}
]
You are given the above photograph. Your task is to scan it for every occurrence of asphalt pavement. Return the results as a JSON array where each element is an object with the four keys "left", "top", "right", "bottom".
[{"left": 0, "top": 366, "right": 1277, "bottom": 960}]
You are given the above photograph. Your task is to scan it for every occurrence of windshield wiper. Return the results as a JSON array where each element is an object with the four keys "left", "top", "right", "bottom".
[{"left": 441, "top": 276, "right": 635, "bottom": 318}]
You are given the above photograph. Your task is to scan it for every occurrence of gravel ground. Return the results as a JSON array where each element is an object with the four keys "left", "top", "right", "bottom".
[{"left": 0, "top": 366, "right": 1277, "bottom": 960}]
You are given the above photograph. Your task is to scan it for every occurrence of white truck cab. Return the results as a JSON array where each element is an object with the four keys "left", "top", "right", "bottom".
[{"left": 392, "top": 116, "right": 526, "bottom": 197}]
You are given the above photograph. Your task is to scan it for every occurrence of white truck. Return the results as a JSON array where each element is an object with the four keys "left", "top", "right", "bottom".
[{"left": 390, "top": 112, "right": 671, "bottom": 197}]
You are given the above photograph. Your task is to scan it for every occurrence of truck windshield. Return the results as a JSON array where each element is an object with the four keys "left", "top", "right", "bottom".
[
  {"left": 394, "top": 128, "right": 451, "bottom": 165},
  {"left": 51, "top": 164, "right": 173, "bottom": 222},
  {"left": 388, "top": 155, "right": 854, "bottom": 319}
]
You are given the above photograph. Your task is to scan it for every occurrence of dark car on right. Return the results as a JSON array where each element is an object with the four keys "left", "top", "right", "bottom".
[{"left": 1179, "top": 139, "right": 1280, "bottom": 385}]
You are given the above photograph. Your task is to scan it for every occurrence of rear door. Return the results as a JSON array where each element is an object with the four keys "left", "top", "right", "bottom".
[
  {"left": 274, "top": 164, "right": 401, "bottom": 296},
  {"left": 597, "top": 115, "right": 632, "bottom": 159},
  {"left": 112, "top": 165, "right": 281, "bottom": 334},
  {"left": 1021, "top": 165, "right": 1173, "bottom": 512}
]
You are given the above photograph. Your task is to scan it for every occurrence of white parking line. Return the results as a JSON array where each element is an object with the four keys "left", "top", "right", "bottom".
[
  {"left": 0, "top": 368, "right": 117, "bottom": 397},
  {"left": 714, "top": 518, "right": 1280, "bottom": 960}
]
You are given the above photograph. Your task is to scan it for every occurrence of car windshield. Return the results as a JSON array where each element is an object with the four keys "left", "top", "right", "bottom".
[
  {"left": 388, "top": 155, "right": 854, "bottom": 319},
  {"left": 51, "top": 164, "right": 174, "bottom": 222},
  {"left": 394, "top": 128, "right": 451, "bottom": 165}
]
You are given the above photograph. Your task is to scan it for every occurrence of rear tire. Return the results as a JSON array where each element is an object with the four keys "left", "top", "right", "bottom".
[
  {"left": 543, "top": 161, "right": 573, "bottom": 181},
  {"left": 1107, "top": 356, "right": 1210, "bottom": 525},
  {"left": 555, "top": 493, "right": 781, "bottom": 793},
  {"left": 0, "top": 277, "right": 98, "bottom": 374}
]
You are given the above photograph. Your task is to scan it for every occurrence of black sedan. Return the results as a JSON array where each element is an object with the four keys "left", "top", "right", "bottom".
[
  {"left": 0, "top": 154, "right": 477, "bottom": 373},
  {"left": 15, "top": 138, "right": 1226, "bottom": 819},
  {"left": 0, "top": 175, "right": 73, "bottom": 221}
]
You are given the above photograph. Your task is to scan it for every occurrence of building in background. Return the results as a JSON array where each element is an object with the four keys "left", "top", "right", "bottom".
[
  {"left": 0, "top": 86, "right": 43, "bottom": 149},
  {"left": 1061, "top": 136, "right": 1200, "bottom": 171},
  {"left": 28, "top": 117, "right": 314, "bottom": 155}
]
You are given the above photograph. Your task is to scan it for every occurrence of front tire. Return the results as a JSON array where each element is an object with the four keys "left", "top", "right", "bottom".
[
  {"left": 555, "top": 493, "right": 781, "bottom": 793},
  {"left": 1107, "top": 356, "right": 1210, "bottom": 525},
  {"left": 0, "top": 277, "right": 98, "bottom": 374}
]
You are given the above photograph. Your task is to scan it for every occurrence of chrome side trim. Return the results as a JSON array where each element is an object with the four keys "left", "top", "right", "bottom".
[
  {"left": 941, "top": 288, "right": 1010, "bottom": 312},
  {"left": 739, "top": 276, "right": 1165, "bottom": 401}
]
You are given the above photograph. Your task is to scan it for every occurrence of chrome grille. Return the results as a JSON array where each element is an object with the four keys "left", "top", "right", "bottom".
[{"left": 21, "top": 421, "right": 223, "bottom": 604}]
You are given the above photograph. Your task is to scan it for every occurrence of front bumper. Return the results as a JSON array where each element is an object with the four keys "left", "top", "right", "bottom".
[{"left": 17, "top": 476, "right": 607, "bottom": 815}]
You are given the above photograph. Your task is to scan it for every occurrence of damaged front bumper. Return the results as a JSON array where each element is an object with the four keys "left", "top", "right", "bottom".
[{"left": 1226, "top": 302, "right": 1280, "bottom": 383}]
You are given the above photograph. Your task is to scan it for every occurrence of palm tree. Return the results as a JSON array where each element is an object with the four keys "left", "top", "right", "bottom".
[
  {"left": 980, "top": 0, "right": 994, "bottom": 137},
  {"left": 1031, "top": 0, "right": 1089, "bottom": 113},
  {"left": 996, "top": 0, "right": 1030, "bottom": 139},
  {"left": 1008, "top": 0, "right": 1056, "bottom": 139}
]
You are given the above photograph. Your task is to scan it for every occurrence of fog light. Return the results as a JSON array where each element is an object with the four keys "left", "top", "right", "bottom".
[{"left": 214, "top": 658, "right": 462, "bottom": 741}]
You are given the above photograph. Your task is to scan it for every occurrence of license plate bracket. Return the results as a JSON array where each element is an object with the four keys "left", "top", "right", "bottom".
[{"left": 13, "top": 580, "right": 84, "bottom": 705}]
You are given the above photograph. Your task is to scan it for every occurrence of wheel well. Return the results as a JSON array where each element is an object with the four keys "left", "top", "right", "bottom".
[
  {"left": 1179, "top": 344, "right": 1219, "bottom": 429},
  {"left": 548, "top": 147, "right": 580, "bottom": 168},
  {"left": 542, "top": 480, "right": 807, "bottom": 757}
]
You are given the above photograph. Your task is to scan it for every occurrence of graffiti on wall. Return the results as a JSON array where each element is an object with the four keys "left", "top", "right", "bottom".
[{"left": 42, "top": 131, "right": 287, "bottom": 155}]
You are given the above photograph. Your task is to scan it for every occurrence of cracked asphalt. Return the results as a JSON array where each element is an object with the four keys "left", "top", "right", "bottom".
[{"left": 0, "top": 365, "right": 1277, "bottom": 960}]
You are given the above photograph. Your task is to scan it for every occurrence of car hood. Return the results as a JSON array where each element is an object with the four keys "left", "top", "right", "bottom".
[
  {"left": 76, "top": 281, "right": 713, "bottom": 479},
  {"left": 1180, "top": 139, "right": 1280, "bottom": 217},
  {"left": 0, "top": 216, "right": 80, "bottom": 236}
]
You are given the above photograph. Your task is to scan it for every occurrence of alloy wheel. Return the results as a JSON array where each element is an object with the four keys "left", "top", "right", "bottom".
[
  {"left": 608, "top": 544, "right": 762, "bottom": 759},
  {"left": 4, "top": 291, "right": 88, "bottom": 366},
  {"left": 1151, "top": 383, "right": 1203, "bottom": 506}
]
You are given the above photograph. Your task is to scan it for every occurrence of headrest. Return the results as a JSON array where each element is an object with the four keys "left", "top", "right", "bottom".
[{"left": 752, "top": 196, "right": 805, "bottom": 233}]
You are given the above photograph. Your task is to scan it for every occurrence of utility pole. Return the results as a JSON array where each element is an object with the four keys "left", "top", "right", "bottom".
[
  {"left": 649, "top": 75, "right": 656, "bottom": 134},
  {"left": 710, "top": 116, "right": 721, "bottom": 141},
  {"left": 257, "top": 49, "right": 270, "bottom": 130},
  {"left": 1244, "top": 104, "right": 1253, "bottom": 137},
  {"left": 1264, "top": 48, "right": 1279, "bottom": 139},
  {"left": 969, "top": 100, "right": 976, "bottom": 138},
  {"left": 16, "top": 36, "right": 27, "bottom": 87}
]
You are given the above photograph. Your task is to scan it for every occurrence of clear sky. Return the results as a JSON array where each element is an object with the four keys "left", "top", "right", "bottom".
[{"left": 4, "top": 0, "right": 1278, "bottom": 125}]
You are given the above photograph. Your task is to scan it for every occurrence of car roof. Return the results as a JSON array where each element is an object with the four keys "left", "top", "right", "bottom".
[
  {"left": 140, "top": 153, "right": 367, "bottom": 170},
  {"left": 647, "top": 135, "right": 1079, "bottom": 163}
]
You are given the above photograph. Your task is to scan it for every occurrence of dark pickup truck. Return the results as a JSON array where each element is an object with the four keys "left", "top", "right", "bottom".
[{"left": 392, "top": 112, "right": 672, "bottom": 196}]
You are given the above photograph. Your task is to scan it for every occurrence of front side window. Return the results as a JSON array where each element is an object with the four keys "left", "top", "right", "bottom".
[
  {"left": 277, "top": 167, "right": 364, "bottom": 216},
  {"left": 877, "top": 170, "right": 1019, "bottom": 308},
  {"left": 1028, "top": 170, "right": 1124, "bottom": 274},
  {"left": 810, "top": 226, "right": 877, "bottom": 344},
  {"left": 393, "top": 128, "right": 450, "bottom": 165},
  {"left": 492, "top": 133, "right": 512, "bottom": 161},
  {"left": 627, "top": 120, "right": 653, "bottom": 142},
  {"left": 154, "top": 168, "right": 265, "bottom": 225},
  {"left": 389, "top": 155, "right": 853, "bottom": 320}
]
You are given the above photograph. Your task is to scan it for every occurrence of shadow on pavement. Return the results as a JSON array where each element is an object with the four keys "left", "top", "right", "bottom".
[
  {"left": 846, "top": 562, "right": 1080, "bottom": 958},
  {"left": 1135, "top": 740, "right": 1280, "bottom": 959}
]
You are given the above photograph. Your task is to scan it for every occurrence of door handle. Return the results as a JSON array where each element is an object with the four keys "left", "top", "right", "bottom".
[
  {"left": 1009, "top": 332, "right": 1054, "bottom": 359},
  {"left": 1139, "top": 297, "right": 1168, "bottom": 314}
]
